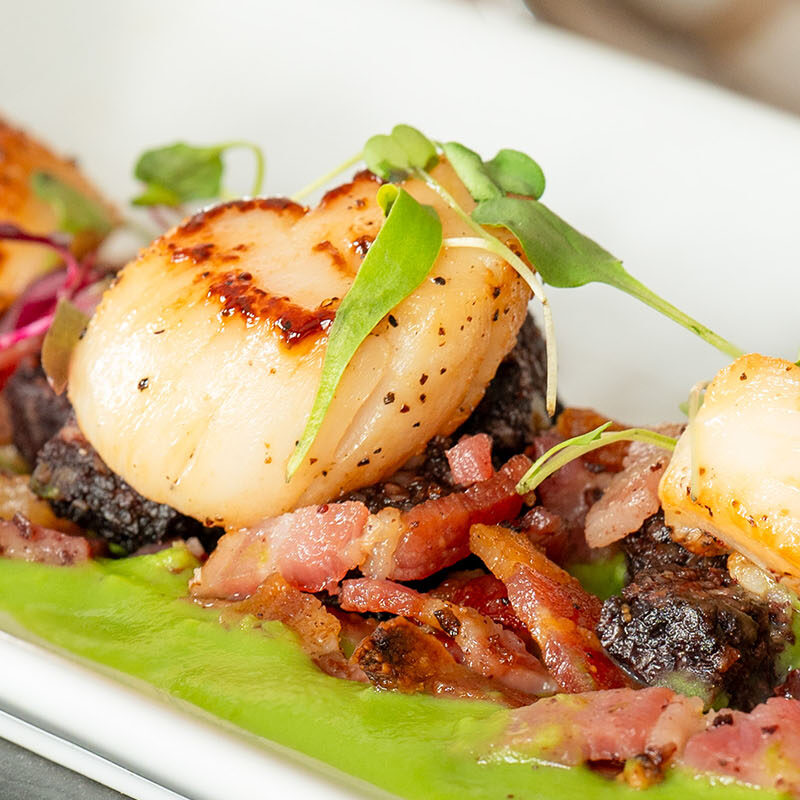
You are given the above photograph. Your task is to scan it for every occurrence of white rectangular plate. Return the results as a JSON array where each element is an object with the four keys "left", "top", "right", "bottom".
[{"left": 1, "top": 0, "right": 800, "bottom": 796}]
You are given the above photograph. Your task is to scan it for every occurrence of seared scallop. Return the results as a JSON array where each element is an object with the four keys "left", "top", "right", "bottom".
[
  {"left": 660, "top": 354, "right": 800, "bottom": 579},
  {"left": 69, "top": 162, "right": 531, "bottom": 528},
  {"left": 0, "top": 118, "right": 116, "bottom": 309}
]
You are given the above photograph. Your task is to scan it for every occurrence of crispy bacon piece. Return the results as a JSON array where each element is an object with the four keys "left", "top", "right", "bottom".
[
  {"left": 226, "top": 573, "right": 363, "bottom": 680},
  {"left": 379, "top": 454, "right": 530, "bottom": 581},
  {"left": 470, "top": 524, "right": 632, "bottom": 692},
  {"left": 433, "top": 571, "right": 534, "bottom": 649},
  {"left": 0, "top": 513, "right": 99, "bottom": 565},
  {"left": 682, "top": 698, "right": 800, "bottom": 795},
  {"left": 194, "top": 456, "right": 530, "bottom": 600},
  {"left": 340, "top": 577, "right": 556, "bottom": 697},
  {"left": 445, "top": 434, "right": 494, "bottom": 486},
  {"left": 191, "top": 501, "right": 369, "bottom": 598},
  {"left": 496, "top": 687, "right": 703, "bottom": 777},
  {"left": 352, "top": 616, "right": 531, "bottom": 706},
  {"left": 584, "top": 426, "right": 682, "bottom": 550}
]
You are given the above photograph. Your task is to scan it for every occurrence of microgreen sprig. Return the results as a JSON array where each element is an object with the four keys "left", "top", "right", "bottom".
[
  {"left": 132, "top": 141, "right": 265, "bottom": 207},
  {"left": 516, "top": 423, "right": 677, "bottom": 495},
  {"left": 414, "top": 167, "right": 559, "bottom": 417},
  {"left": 363, "top": 129, "right": 559, "bottom": 414},
  {"left": 286, "top": 185, "right": 442, "bottom": 479},
  {"left": 472, "top": 198, "right": 743, "bottom": 359}
]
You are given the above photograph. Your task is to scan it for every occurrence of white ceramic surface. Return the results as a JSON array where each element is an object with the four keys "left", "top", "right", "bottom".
[{"left": 1, "top": 0, "right": 800, "bottom": 797}]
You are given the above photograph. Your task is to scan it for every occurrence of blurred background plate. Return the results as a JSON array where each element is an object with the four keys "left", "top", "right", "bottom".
[{"left": 1, "top": 0, "right": 800, "bottom": 796}]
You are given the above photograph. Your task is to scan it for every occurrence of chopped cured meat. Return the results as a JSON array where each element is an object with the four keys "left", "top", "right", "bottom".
[
  {"left": 496, "top": 687, "right": 703, "bottom": 777},
  {"left": 433, "top": 571, "right": 534, "bottom": 650},
  {"left": 0, "top": 512, "right": 100, "bottom": 565},
  {"left": 195, "top": 456, "right": 530, "bottom": 600},
  {"left": 339, "top": 577, "right": 557, "bottom": 697},
  {"left": 529, "top": 432, "right": 610, "bottom": 539},
  {"left": 682, "top": 698, "right": 800, "bottom": 795},
  {"left": 351, "top": 616, "right": 531, "bottom": 706},
  {"left": 192, "top": 501, "right": 369, "bottom": 598},
  {"left": 382, "top": 454, "right": 530, "bottom": 581},
  {"left": 470, "top": 524, "right": 632, "bottom": 692},
  {"left": 511, "top": 505, "right": 569, "bottom": 564},
  {"left": 328, "top": 608, "right": 378, "bottom": 660},
  {"left": 584, "top": 427, "right": 681, "bottom": 550},
  {"left": 445, "top": 434, "right": 493, "bottom": 486},
  {"left": 556, "top": 407, "right": 629, "bottom": 473},
  {"left": 225, "top": 573, "right": 362, "bottom": 680}
]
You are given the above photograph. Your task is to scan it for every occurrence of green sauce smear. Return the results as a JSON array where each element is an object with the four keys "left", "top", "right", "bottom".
[{"left": 0, "top": 551, "right": 782, "bottom": 798}]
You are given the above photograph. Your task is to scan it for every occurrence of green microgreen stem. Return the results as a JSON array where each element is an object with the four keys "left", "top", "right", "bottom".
[
  {"left": 516, "top": 424, "right": 677, "bottom": 495},
  {"left": 417, "top": 169, "right": 557, "bottom": 417},
  {"left": 221, "top": 141, "right": 266, "bottom": 197},
  {"left": 611, "top": 270, "right": 743, "bottom": 360},
  {"left": 291, "top": 152, "right": 364, "bottom": 203}
]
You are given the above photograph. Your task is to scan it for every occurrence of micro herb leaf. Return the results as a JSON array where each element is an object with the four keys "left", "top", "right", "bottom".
[
  {"left": 286, "top": 186, "right": 442, "bottom": 479},
  {"left": 516, "top": 423, "right": 677, "bottom": 495},
  {"left": 363, "top": 125, "right": 438, "bottom": 181},
  {"left": 485, "top": 149, "right": 545, "bottom": 199},
  {"left": 30, "top": 172, "right": 114, "bottom": 238},
  {"left": 133, "top": 143, "right": 223, "bottom": 206},
  {"left": 41, "top": 298, "right": 90, "bottom": 395},
  {"left": 472, "top": 196, "right": 744, "bottom": 359},
  {"left": 440, "top": 142, "right": 501, "bottom": 202},
  {"left": 363, "top": 135, "right": 408, "bottom": 181},
  {"left": 391, "top": 125, "right": 437, "bottom": 172},
  {"left": 132, "top": 141, "right": 265, "bottom": 207}
]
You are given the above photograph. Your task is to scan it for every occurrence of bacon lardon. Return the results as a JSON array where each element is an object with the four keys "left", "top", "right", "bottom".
[
  {"left": 445, "top": 433, "right": 494, "bottom": 486},
  {"left": 584, "top": 424, "right": 682, "bottom": 550},
  {"left": 682, "top": 698, "right": 800, "bottom": 796},
  {"left": 192, "top": 456, "right": 530, "bottom": 600},
  {"left": 225, "top": 573, "right": 362, "bottom": 680},
  {"left": 351, "top": 616, "right": 531, "bottom": 707},
  {"left": 495, "top": 687, "right": 703, "bottom": 778},
  {"left": 470, "top": 524, "right": 632, "bottom": 692},
  {"left": 191, "top": 501, "right": 369, "bottom": 598},
  {"left": 339, "top": 577, "right": 557, "bottom": 698},
  {"left": 432, "top": 571, "right": 534, "bottom": 649},
  {"left": 380, "top": 454, "right": 530, "bottom": 581},
  {"left": 0, "top": 513, "right": 101, "bottom": 565}
]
